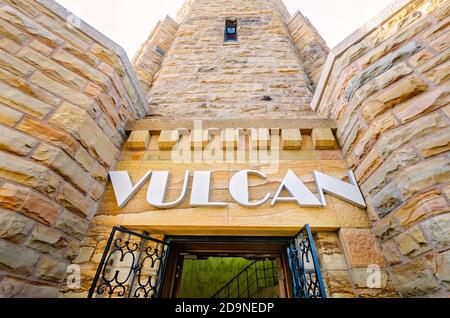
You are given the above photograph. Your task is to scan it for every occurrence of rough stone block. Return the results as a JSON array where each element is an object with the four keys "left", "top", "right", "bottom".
[
  {"left": 29, "top": 71, "right": 97, "bottom": 116},
  {"left": 0, "top": 6, "right": 63, "bottom": 47},
  {"left": 0, "top": 183, "right": 61, "bottom": 225},
  {"left": 72, "top": 246, "right": 95, "bottom": 264},
  {"left": 32, "top": 143, "right": 93, "bottom": 194},
  {"left": 0, "top": 124, "right": 37, "bottom": 156},
  {"left": 127, "top": 130, "right": 150, "bottom": 150},
  {"left": 0, "top": 82, "right": 53, "bottom": 119},
  {"left": 393, "top": 86, "right": 449, "bottom": 124},
  {"left": 312, "top": 128, "right": 337, "bottom": 150},
  {"left": 281, "top": 128, "right": 302, "bottom": 150},
  {"left": 352, "top": 112, "right": 398, "bottom": 161},
  {"left": 381, "top": 240, "right": 401, "bottom": 265},
  {"left": 394, "top": 226, "right": 431, "bottom": 257},
  {"left": 408, "top": 48, "right": 435, "bottom": 68},
  {"left": 315, "top": 232, "right": 348, "bottom": 271},
  {"left": 354, "top": 150, "right": 382, "bottom": 183},
  {"left": 26, "top": 226, "right": 67, "bottom": 259},
  {"left": 343, "top": 41, "right": 423, "bottom": 101},
  {"left": 0, "top": 147, "right": 64, "bottom": 195},
  {"left": 17, "top": 47, "right": 87, "bottom": 89},
  {"left": 0, "top": 276, "right": 58, "bottom": 298},
  {"left": 0, "top": 49, "right": 34, "bottom": 77},
  {"left": 35, "top": 255, "right": 68, "bottom": 282},
  {"left": 0, "top": 209, "right": 34, "bottom": 243},
  {"left": 0, "top": 38, "right": 20, "bottom": 54},
  {"left": 17, "top": 117, "right": 79, "bottom": 155},
  {"left": 91, "top": 162, "right": 108, "bottom": 182},
  {"left": 51, "top": 49, "right": 109, "bottom": 88},
  {"left": 359, "top": 19, "right": 431, "bottom": 69},
  {"left": 396, "top": 155, "right": 450, "bottom": 200},
  {"left": 424, "top": 60, "right": 450, "bottom": 85},
  {"left": 55, "top": 210, "right": 89, "bottom": 240},
  {"left": 421, "top": 213, "right": 450, "bottom": 249},
  {"left": 375, "top": 62, "right": 413, "bottom": 88},
  {"left": 392, "top": 255, "right": 440, "bottom": 297},
  {"left": 49, "top": 103, "right": 119, "bottom": 167},
  {"left": 29, "top": 40, "right": 53, "bottom": 56},
  {"left": 375, "top": 112, "right": 447, "bottom": 160},
  {"left": 430, "top": 31, "right": 450, "bottom": 53},
  {"left": 0, "top": 103, "right": 22, "bottom": 127},
  {"left": 323, "top": 270, "right": 355, "bottom": 297},
  {"left": 436, "top": 250, "right": 450, "bottom": 290},
  {"left": 394, "top": 189, "right": 449, "bottom": 228},
  {"left": 0, "top": 239, "right": 40, "bottom": 275},
  {"left": 74, "top": 147, "right": 95, "bottom": 172},
  {"left": 368, "top": 181, "right": 403, "bottom": 218},
  {"left": 362, "top": 147, "right": 419, "bottom": 198},
  {"left": 361, "top": 75, "right": 429, "bottom": 122},
  {"left": 339, "top": 228, "right": 386, "bottom": 268},
  {"left": 89, "top": 180, "right": 104, "bottom": 201},
  {"left": 415, "top": 127, "right": 450, "bottom": 158},
  {"left": 373, "top": 213, "right": 402, "bottom": 241}
]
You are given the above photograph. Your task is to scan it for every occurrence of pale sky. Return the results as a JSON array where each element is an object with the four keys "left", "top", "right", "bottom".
[{"left": 55, "top": 0, "right": 394, "bottom": 59}]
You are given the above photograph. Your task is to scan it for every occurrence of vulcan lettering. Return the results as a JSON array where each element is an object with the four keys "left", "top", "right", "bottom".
[{"left": 109, "top": 169, "right": 366, "bottom": 209}]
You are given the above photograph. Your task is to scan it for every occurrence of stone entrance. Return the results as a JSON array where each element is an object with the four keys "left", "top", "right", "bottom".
[{"left": 0, "top": 0, "right": 448, "bottom": 298}]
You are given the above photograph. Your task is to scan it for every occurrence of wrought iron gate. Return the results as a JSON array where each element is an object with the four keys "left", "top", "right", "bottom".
[
  {"left": 88, "top": 226, "right": 169, "bottom": 298},
  {"left": 287, "top": 224, "right": 326, "bottom": 298},
  {"left": 89, "top": 225, "right": 325, "bottom": 298}
]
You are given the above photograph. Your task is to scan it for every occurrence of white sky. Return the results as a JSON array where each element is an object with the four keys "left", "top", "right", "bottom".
[{"left": 55, "top": 0, "right": 394, "bottom": 59}]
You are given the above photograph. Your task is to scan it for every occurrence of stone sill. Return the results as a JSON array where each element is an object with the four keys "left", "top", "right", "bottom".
[{"left": 223, "top": 41, "right": 239, "bottom": 46}]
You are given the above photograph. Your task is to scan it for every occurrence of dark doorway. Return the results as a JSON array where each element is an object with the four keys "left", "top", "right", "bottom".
[
  {"left": 159, "top": 236, "right": 292, "bottom": 298},
  {"left": 88, "top": 225, "right": 326, "bottom": 299},
  {"left": 178, "top": 256, "right": 281, "bottom": 298}
]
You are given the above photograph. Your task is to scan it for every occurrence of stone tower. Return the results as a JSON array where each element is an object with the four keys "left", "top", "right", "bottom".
[
  {"left": 0, "top": 0, "right": 448, "bottom": 299},
  {"left": 134, "top": 0, "right": 328, "bottom": 119}
]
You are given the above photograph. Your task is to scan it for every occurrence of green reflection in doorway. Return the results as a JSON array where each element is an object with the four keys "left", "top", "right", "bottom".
[{"left": 178, "top": 257, "right": 252, "bottom": 298}]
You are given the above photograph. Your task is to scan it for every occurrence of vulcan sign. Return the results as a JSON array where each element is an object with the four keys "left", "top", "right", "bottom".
[{"left": 109, "top": 169, "right": 367, "bottom": 209}]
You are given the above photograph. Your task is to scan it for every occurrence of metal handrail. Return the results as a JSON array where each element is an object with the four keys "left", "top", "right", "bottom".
[{"left": 210, "top": 259, "right": 277, "bottom": 298}]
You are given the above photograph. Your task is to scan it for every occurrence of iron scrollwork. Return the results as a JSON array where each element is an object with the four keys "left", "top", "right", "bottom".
[
  {"left": 287, "top": 224, "right": 326, "bottom": 298},
  {"left": 88, "top": 226, "right": 169, "bottom": 298}
]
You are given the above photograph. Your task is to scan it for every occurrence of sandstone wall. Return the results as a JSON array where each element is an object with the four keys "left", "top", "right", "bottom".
[
  {"left": 146, "top": 0, "right": 315, "bottom": 120},
  {"left": 177, "top": 0, "right": 195, "bottom": 24},
  {"left": 314, "top": 0, "right": 450, "bottom": 297},
  {"left": 132, "top": 16, "right": 178, "bottom": 98},
  {"left": 0, "top": 0, "right": 147, "bottom": 297},
  {"left": 65, "top": 117, "right": 396, "bottom": 298},
  {"left": 288, "top": 11, "right": 329, "bottom": 91}
]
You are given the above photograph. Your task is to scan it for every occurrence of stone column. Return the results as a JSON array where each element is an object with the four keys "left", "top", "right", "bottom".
[
  {"left": 314, "top": 0, "right": 450, "bottom": 297},
  {"left": 0, "top": 0, "right": 147, "bottom": 297}
]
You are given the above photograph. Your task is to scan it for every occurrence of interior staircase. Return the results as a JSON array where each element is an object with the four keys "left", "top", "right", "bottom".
[{"left": 210, "top": 259, "right": 279, "bottom": 298}]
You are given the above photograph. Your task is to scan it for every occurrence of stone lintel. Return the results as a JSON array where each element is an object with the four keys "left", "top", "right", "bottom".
[{"left": 126, "top": 118, "right": 337, "bottom": 133}]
